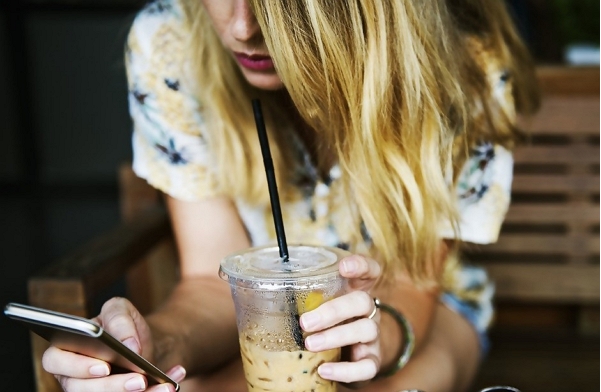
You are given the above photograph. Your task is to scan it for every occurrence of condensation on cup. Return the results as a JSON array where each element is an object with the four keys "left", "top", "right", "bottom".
[{"left": 220, "top": 245, "right": 350, "bottom": 392}]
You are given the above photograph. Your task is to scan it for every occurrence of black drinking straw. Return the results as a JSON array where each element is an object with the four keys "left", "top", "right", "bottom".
[
  {"left": 252, "top": 99, "right": 289, "bottom": 262},
  {"left": 252, "top": 98, "right": 304, "bottom": 349}
]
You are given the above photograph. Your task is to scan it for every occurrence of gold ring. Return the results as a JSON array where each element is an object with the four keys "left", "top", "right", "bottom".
[{"left": 367, "top": 297, "right": 380, "bottom": 319}]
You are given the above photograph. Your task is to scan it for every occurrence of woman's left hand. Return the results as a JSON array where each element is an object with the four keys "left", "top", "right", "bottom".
[{"left": 299, "top": 254, "right": 382, "bottom": 385}]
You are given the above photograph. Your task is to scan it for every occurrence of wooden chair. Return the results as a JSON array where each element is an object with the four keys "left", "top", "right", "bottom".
[
  {"left": 480, "top": 66, "right": 599, "bottom": 304},
  {"left": 28, "top": 166, "right": 176, "bottom": 392},
  {"left": 27, "top": 66, "right": 599, "bottom": 392},
  {"left": 470, "top": 66, "right": 600, "bottom": 391}
]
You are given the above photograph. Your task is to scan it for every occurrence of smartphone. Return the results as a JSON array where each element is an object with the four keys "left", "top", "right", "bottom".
[{"left": 4, "top": 302, "right": 179, "bottom": 391}]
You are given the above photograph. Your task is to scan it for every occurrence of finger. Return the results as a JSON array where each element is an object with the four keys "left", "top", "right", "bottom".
[
  {"left": 147, "top": 383, "right": 177, "bottom": 392},
  {"left": 300, "top": 290, "right": 374, "bottom": 332},
  {"left": 100, "top": 297, "right": 142, "bottom": 354},
  {"left": 42, "top": 346, "right": 111, "bottom": 379},
  {"left": 56, "top": 373, "right": 147, "bottom": 392},
  {"left": 317, "top": 355, "right": 379, "bottom": 383},
  {"left": 146, "top": 365, "right": 186, "bottom": 392},
  {"left": 166, "top": 365, "right": 187, "bottom": 383},
  {"left": 305, "top": 318, "right": 378, "bottom": 352},
  {"left": 339, "top": 255, "right": 381, "bottom": 283}
]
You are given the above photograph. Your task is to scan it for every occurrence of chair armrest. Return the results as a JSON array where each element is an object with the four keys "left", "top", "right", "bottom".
[{"left": 28, "top": 206, "right": 171, "bottom": 316}]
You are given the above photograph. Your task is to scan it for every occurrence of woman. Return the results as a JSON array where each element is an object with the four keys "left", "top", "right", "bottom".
[{"left": 42, "top": 0, "right": 538, "bottom": 391}]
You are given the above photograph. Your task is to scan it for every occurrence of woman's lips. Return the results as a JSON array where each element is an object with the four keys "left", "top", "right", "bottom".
[{"left": 234, "top": 52, "right": 275, "bottom": 71}]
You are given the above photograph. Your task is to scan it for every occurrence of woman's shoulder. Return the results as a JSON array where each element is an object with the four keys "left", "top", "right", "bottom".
[
  {"left": 133, "top": 0, "right": 185, "bottom": 25},
  {"left": 127, "top": 0, "right": 189, "bottom": 60},
  {"left": 127, "top": 0, "right": 197, "bottom": 92},
  {"left": 459, "top": 35, "right": 518, "bottom": 151},
  {"left": 465, "top": 35, "right": 510, "bottom": 95}
]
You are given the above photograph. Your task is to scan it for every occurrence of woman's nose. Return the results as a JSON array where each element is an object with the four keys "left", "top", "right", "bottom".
[{"left": 231, "top": 0, "right": 261, "bottom": 42}]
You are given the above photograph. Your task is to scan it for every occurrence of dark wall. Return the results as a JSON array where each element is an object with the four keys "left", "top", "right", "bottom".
[{"left": 0, "top": 2, "right": 142, "bottom": 389}]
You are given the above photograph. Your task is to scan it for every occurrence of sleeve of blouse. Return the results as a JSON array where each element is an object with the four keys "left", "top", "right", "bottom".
[
  {"left": 439, "top": 143, "right": 514, "bottom": 244},
  {"left": 125, "top": 3, "right": 220, "bottom": 201},
  {"left": 439, "top": 39, "right": 516, "bottom": 244}
]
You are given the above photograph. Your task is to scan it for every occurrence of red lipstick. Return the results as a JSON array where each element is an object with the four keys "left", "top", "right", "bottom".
[{"left": 234, "top": 52, "right": 275, "bottom": 71}]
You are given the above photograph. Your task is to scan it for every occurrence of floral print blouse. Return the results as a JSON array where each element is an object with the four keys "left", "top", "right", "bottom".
[{"left": 126, "top": 0, "right": 516, "bottom": 349}]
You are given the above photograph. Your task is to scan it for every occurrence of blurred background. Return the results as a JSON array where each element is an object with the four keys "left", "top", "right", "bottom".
[{"left": 0, "top": 1, "right": 598, "bottom": 391}]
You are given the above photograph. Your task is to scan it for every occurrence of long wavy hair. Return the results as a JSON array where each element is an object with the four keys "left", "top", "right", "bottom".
[{"left": 181, "top": 0, "right": 539, "bottom": 283}]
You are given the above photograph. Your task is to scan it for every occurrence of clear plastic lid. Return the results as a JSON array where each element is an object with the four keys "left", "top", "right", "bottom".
[{"left": 219, "top": 245, "right": 349, "bottom": 290}]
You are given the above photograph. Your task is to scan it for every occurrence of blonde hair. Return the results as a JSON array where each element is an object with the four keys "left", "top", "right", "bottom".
[
  {"left": 182, "top": 0, "right": 538, "bottom": 283},
  {"left": 181, "top": 2, "right": 289, "bottom": 204},
  {"left": 447, "top": 0, "right": 540, "bottom": 172}
]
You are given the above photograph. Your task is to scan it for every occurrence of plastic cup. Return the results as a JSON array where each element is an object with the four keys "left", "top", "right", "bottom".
[{"left": 219, "top": 245, "right": 350, "bottom": 392}]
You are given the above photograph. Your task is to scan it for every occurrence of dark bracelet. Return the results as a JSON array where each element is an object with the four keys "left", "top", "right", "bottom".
[{"left": 373, "top": 298, "right": 415, "bottom": 378}]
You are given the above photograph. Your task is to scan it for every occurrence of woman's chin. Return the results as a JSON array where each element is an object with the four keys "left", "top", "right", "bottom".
[{"left": 242, "top": 70, "right": 284, "bottom": 91}]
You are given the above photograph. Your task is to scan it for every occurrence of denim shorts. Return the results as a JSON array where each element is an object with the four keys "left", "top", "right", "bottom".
[{"left": 440, "top": 264, "right": 494, "bottom": 356}]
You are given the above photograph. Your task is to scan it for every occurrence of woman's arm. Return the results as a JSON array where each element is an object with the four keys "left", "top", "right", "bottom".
[
  {"left": 373, "top": 240, "right": 450, "bottom": 372},
  {"left": 179, "top": 241, "right": 480, "bottom": 392},
  {"left": 340, "top": 302, "right": 480, "bottom": 392},
  {"left": 147, "top": 195, "right": 251, "bottom": 374},
  {"left": 42, "top": 194, "right": 251, "bottom": 391},
  {"left": 347, "top": 240, "right": 481, "bottom": 392}
]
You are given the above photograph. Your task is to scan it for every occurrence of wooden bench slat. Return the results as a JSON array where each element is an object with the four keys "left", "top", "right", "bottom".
[
  {"left": 504, "top": 204, "right": 600, "bottom": 224},
  {"left": 512, "top": 174, "right": 599, "bottom": 193},
  {"left": 513, "top": 145, "right": 600, "bottom": 164},
  {"left": 487, "top": 263, "right": 600, "bottom": 303},
  {"left": 518, "top": 97, "right": 599, "bottom": 135},
  {"left": 537, "top": 66, "right": 600, "bottom": 96},
  {"left": 28, "top": 280, "right": 87, "bottom": 316},
  {"left": 482, "top": 234, "right": 599, "bottom": 254},
  {"left": 30, "top": 207, "right": 171, "bottom": 315}
]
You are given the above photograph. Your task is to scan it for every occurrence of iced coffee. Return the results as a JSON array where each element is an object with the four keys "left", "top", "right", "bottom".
[{"left": 219, "top": 245, "right": 349, "bottom": 392}]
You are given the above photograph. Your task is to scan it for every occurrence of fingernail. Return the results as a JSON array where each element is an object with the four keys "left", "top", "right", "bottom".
[
  {"left": 300, "top": 312, "right": 321, "bottom": 330},
  {"left": 305, "top": 334, "right": 325, "bottom": 350},
  {"left": 318, "top": 364, "right": 333, "bottom": 378},
  {"left": 155, "top": 385, "right": 175, "bottom": 392},
  {"left": 124, "top": 375, "right": 146, "bottom": 391},
  {"left": 89, "top": 364, "right": 110, "bottom": 377},
  {"left": 342, "top": 258, "right": 358, "bottom": 274},
  {"left": 122, "top": 337, "right": 140, "bottom": 354},
  {"left": 169, "top": 365, "right": 186, "bottom": 383}
]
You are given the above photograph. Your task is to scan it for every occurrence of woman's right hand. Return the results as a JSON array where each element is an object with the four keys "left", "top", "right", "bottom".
[{"left": 41, "top": 297, "right": 186, "bottom": 392}]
